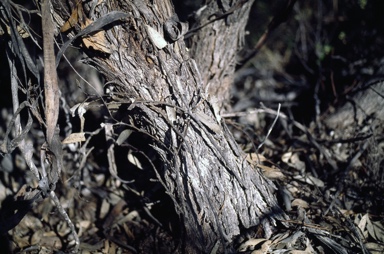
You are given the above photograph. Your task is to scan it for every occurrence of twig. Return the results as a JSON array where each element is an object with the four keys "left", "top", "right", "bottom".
[
  {"left": 5, "top": 49, "right": 40, "bottom": 179},
  {"left": 223, "top": 106, "right": 339, "bottom": 171},
  {"left": 184, "top": 0, "right": 249, "bottom": 39},
  {"left": 49, "top": 190, "right": 79, "bottom": 250},
  {"left": 104, "top": 123, "right": 135, "bottom": 184},
  {"left": 256, "top": 103, "right": 281, "bottom": 153},
  {"left": 324, "top": 141, "right": 369, "bottom": 216}
]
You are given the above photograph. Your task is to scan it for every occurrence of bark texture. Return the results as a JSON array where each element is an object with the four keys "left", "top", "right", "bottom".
[
  {"left": 54, "top": 0, "right": 286, "bottom": 252},
  {"left": 187, "top": 0, "right": 253, "bottom": 111}
]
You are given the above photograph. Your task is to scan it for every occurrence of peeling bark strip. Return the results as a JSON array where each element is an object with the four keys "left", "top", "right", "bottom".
[
  {"left": 41, "top": 1, "right": 79, "bottom": 250},
  {"left": 40, "top": 0, "right": 62, "bottom": 223},
  {"left": 41, "top": 0, "right": 63, "bottom": 187},
  {"left": 42, "top": 0, "right": 60, "bottom": 145}
]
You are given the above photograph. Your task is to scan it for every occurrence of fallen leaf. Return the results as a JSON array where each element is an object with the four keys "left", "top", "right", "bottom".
[
  {"left": 365, "top": 242, "right": 384, "bottom": 254},
  {"left": 291, "top": 198, "right": 309, "bottom": 209},
  {"left": 128, "top": 151, "right": 143, "bottom": 170},
  {"left": 367, "top": 216, "right": 384, "bottom": 243},
  {"left": 60, "top": 0, "right": 83, "bottom": 32},
  {"left": 62, "top": 132, "right": 86, "bottom": 144},
  {"left": 116, "top": 129, "right": 133, "bottom": 145},
  {"left": 282, "top": 152, "right": 306, "bottom": 172},
  {"left": 259, "top": 164, "right": 285, "bottom": 180},
  {"left": 238, "top": 238, "right": 268, "bottom": 252},
  {"left": 81, "top": 18, "right": 112, "bottom": 53}
]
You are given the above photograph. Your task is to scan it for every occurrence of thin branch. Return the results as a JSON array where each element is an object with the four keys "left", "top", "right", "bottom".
[{"left": 256, "top": 103, "right": 281, "bottom": 153}]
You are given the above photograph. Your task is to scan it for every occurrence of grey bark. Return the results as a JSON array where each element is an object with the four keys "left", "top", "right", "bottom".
[
  {"left": 53, "top": 0, "right": 286, "bottom": 252},
  {"left": 187, "top": 0, "right": 251, "bottom": 111}
]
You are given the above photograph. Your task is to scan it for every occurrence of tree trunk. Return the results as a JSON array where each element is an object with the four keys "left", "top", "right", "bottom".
[
  {"left": 53, "top": 0, "right": 286, "bottom": 252},
  {"left": 186, "top": 0, "right": 251, "bottom": 111}
]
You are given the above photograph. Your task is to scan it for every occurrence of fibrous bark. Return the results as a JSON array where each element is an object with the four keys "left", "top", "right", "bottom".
[
  {"left": 187, "top": 0, "right": 252, "bottom": 111},
  {"left": 53, "top": 0, "right": 286, "bottom": 252}
]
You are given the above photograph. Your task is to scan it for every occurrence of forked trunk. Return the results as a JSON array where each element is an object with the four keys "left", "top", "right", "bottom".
[{"left": 53, "top": 0, "right": 286, "bottom": 252}]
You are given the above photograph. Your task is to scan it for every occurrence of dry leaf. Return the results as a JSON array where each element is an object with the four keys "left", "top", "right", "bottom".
[
  {"left": 62, "top": 132, "right": 86, "bottom": 144},
  {"left": 6, "top": 25, "right": 30, "bottom": 38},
  {"left": 60, "top": 0, "right": 84, "bottom": 32},
  {"left": 250, "top": 240, "right": 271, "bottom": 254},
  {"left": 358, "top": 213, "right": 368, "bottom": 233},
  {"left": 365, "top": 242, "right": 384, "bottom": 254},
  {"left": 116, "top": 129, "right": 133, "bottom": 145},
  {"left": 259, "top": 164, "right": 285, "bottom": 180},
  {"left": 282, "top": 152, "right": 306, "bottom": 172},
  {"left": 70, "top": 102, "right": 89, "bottom": 132},
  {"left": 238, "top": 238, "right": 268, "bottom": 252},
  {"left": 247, "top": 153, "right": 285, "bottom": 180},
  {"left": 127, "top": 151, "right": 143, "bottom": 170},
  {"left": 293, "top": 174, "right": 324, "bottom": 187},
  {"left": 291, "top": 198, "right": 309, "bottom": 209},
  {"left": 60, "top": 7, "right": 79, "bottom": 32},
  {"left": 288, "top": 250, "right": 313, "bottom": 254},
  {"left": 116, "top": 210, "right": 140, "bottom": 226},
  {"left": 246, "top": 153, "right": 268, "bottom": 166},
  {"left": 30, "top": 230, "right": 44, "bottom": 245},
  {"left": 100, "top": 199, "right": 110, "bottom": 219},
  {"left": 251, "top": 240, "right": 271, "bottom": 254},
  {"left": 367, "top": 216, "right": 384, "bottom": 243},
  {"left": 81, "top": 18, "right": 112, "bottom": 53}
]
